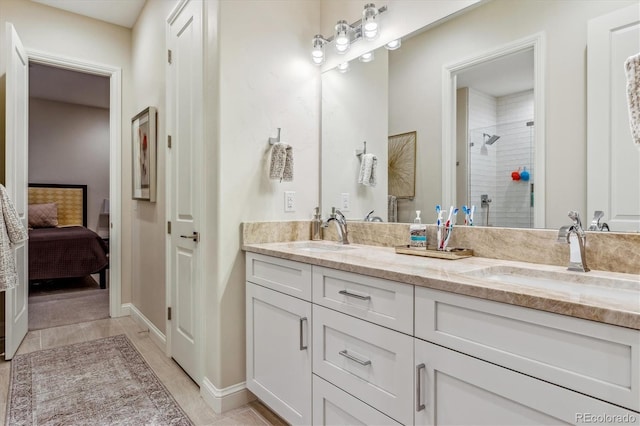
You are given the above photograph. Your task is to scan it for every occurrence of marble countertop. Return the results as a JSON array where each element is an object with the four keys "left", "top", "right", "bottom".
[{"left": 243, "top": 240, "right": 640, "bottom": 330}]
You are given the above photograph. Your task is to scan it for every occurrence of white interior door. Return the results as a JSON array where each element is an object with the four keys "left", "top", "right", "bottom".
[
  {"left": 167, "top": 0, "right": 203, "bottom": 383},
  {"left": 587, "top": 3, "right": 640, "bottom": 232},
  {"left": 4, "top": 23, "right": 29, "bottom": 359}
]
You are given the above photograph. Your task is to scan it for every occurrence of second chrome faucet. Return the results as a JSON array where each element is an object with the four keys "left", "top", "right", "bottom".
[{"left": 557, "top": 210, "right": 589, "bottom": 272}]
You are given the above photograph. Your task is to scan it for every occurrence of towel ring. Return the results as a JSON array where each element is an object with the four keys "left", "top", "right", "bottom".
[
  {"left": 355, "top": 141, "right": 367, "bottom": 158},
  {"left": 269, "top": 128, "right": 282, "bottom": 145}
]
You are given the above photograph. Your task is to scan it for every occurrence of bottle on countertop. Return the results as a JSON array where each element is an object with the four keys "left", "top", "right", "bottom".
[
  {"left": 312, "top": 207, "right": 322, "bottom": 241},
  {"left": 409, "top": 210, "right": 427, "bottom": 248}
]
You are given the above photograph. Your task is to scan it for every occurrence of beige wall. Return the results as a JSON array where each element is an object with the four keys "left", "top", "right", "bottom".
[
  {"left": 130, "top": 0, "right": 178, "bottom": 335},
  {"left": 29, "top": 98, "right": 110, "bottom": 232},
  {"left": 208, "top": 0, "right": 321, "bottom": 389},
  {"left": 0, "top": 0, "right": 133, "bottom": 302},
  {"left": 387, "top": 0, "right": 637, "bottom": 229}
]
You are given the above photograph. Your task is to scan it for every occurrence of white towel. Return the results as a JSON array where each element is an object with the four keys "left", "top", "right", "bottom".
[
  {"left": 0, "top": 184, "right": 28, "bottom": 291},
  {"left": 269, "top": 142, "right": 293, "bottom": 182},
  {"left": 358, "top": 153, "right": 377, "bottom": 187},
  {"left": 388, "top": 194, "right": 397, "bottom": 223},
  {"left": 624, "top": 52, "right": 640, "bottom": 148}
]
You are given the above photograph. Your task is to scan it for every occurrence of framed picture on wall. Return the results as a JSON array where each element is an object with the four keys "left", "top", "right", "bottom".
[
  {"left": 388, "top": 131, "right": 417, "bottom": 199},
  {"left": 131, "top": 107, "right": 157, "bottom": 202}
]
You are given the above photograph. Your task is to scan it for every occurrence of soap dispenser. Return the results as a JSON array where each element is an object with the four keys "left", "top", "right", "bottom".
[
  {"left": 312, "top": 207, "right": 322, "bottom": 241},
  {"left": 409, "top": 210, "right": 427, "bottom": 248}
]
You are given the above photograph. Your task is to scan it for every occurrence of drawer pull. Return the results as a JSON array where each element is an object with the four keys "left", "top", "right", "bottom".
[
  {"left": 339, "top": 350, "right": 372, "bottom": 366},
  {"left": 338, "top": 290, "right": 371, "bottom": 301},
  {"left": 299, "top": 317, "right": 308, "bottom": 351},
  {"left": 416, "top": 363, "right": 426, "bottom": 412}
]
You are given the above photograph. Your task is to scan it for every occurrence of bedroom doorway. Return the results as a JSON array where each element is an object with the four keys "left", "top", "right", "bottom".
[
  {"left": 25, "top": 58, "right": 118, "bottom": 329},
  {"left": 3, "top": 39, "right": 123, "bottom": 358}
]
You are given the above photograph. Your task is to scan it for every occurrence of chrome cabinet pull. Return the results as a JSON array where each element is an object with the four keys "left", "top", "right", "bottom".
[
  {"left": 416, "top": 363, "right": 426, "bottom": 412},
  {"left": 338, "top": 290, "right": 371, "bottom": 300},
  {"left": 180, "top": 232, "right": 200, "bottom": 242},
  {"left": 299, "top": 317, "right": 308, "bottom": 350},
  {"left": 339, "top": 350, "right": 372, "bottom": 366}
]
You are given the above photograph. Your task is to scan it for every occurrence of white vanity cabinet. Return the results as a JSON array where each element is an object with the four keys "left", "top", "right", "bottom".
[
  {"left": 246, "top": 251, "right": 640, "bottom": 425},
  {"left": 245, "top": 254, "right": 312, "bottom": 426}
]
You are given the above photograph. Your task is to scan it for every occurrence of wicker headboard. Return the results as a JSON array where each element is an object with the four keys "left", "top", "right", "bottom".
[{"left": 28, "top": 183, "right": 87, "bottom": 227}]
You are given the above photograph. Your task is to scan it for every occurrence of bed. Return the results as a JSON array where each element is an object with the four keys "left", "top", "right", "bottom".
[{"left": 28, "top": 184, "right": 109, "bottom": 289}]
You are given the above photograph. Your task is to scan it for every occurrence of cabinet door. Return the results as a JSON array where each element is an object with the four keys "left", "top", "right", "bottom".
[
  {"left": 313, "top": 375, "right": 402, "bottom": 426},
  {"left": 246, "top": 282, "right": 311, "bottom": 425},
  {"left": 415, "top": 339, "right": 639, "bottom": 425}
]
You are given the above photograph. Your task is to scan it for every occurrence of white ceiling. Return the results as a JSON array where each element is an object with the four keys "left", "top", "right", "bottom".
[
  {"left": 30, "top": 63, "right": 110, "bottom": 109},
  {"left": 456, "top": 49, "right": 534, "bottom": 97},
  {"left": 31, "top": 0, "right": 146, "bottom": 28}
]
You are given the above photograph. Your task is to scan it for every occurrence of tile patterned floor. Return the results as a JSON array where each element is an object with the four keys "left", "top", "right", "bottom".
[{"left": 0, "top": 317, "right": 285, "bottom": 426}]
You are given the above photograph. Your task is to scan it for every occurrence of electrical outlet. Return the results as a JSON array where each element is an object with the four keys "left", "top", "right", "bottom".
[
  {"left": 341, "top": 193, "right": 350, "bottom": 211},
  {"left": 284, "top": 191, "right": 296, "bottom": 212}
]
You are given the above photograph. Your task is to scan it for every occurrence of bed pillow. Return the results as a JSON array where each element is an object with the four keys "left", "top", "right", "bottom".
[{"left": 28, "top": 203, "right": 59, "bottom": 228}]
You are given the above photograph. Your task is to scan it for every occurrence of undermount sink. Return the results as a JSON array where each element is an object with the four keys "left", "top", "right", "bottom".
[
  {"left": 461, "top": 266, "right": 639, "bottom": 303},
  {"left": 295, "top": 242, "right": 357, "bottom": 253}
]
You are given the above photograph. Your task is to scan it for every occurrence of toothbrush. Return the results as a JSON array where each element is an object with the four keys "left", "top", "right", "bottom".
[
  {"left": 436, "top": 205, "right": 444, "bottom": 249},
  {"left": 440, "top": 207, "right": 454, "bottom": 249},
  {"left": 462, "top": 205, "right": 469, "bottom": 225},
  {"left": 443, "top": 208, "right": 459, "bottom": 250},
  {"left": 469, "top": 205, "right": 475, "bottom": 226}
]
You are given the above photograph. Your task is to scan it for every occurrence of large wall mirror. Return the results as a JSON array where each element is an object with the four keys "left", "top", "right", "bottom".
[{"left": 321, "top": 0, "right": 640, "bottom": 232}]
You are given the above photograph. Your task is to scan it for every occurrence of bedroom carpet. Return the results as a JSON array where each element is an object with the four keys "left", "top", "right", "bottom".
[
  {"left": 6, "top": 334, "right": 193, "bottom": 425},
  {"left": 29, "top": 276, "right": 109, "bottom": 331}
]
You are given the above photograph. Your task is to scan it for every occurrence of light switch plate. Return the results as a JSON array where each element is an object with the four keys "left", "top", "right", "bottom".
[{"left": 284, "top": 191, "right": 296, "bottom": 212}]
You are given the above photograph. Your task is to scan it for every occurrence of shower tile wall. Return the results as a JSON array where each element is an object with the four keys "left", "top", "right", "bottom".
[
  {"left": 468, "top": 88, "right": 497, "bottom": 226},
  {"left": 495, "top": 91, "right": 534, "bottom": 228},
  {"left": 468, "top": 89, "right": 534, "bottom": 228}
]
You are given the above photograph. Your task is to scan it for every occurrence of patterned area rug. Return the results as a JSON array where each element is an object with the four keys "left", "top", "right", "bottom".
[{"left": 7, "top": 335, "right": 193, "bottom": 425}]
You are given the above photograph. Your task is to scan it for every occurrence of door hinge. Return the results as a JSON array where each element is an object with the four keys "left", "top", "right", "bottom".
[
  {"left": 168, "top": 49, "right": 172, "bottom": 64},
  {"left": 167, "top": 221, "right": 171, "bottom": 234},
  {"left": 168, "top": 135, "right": 172, "bottom": 148},
  {"left": 168, "top": 307, "right": 172, "bottom": 320}
]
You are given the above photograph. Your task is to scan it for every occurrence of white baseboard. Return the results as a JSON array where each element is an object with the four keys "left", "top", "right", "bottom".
[
  {"left": 200, "top": 377, "right": 256, "bottom": 414},
  {"left": 122, "top": 303, "right": 166, "bottom": 350}
]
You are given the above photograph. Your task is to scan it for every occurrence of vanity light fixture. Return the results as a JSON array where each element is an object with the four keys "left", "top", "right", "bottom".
[
  {"left": 311, "top": 34, "right": 327, "bottom": 65},
  {"left": 337, "top": 62, "right": 351, "bottom": 73},
  {"left": 385, "top": 39, "right": 401, "bottom": 50},
  {"left": 359, "top": 51, "right": 375, "bottom": 63},
  {"left": 311, "top": 3, "right": 387, "bottom": 65}
]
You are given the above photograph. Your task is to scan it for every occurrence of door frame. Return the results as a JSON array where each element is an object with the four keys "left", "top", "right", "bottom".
[
  {"left": 441, "top": 32, "right": 546, "bottom": 228},
  {"left": 26, "top": 49, "right": 123, "bottom": 317}
]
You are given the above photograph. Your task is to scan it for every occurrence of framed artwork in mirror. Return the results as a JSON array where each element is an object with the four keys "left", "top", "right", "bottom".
[
  {"left": 388, "top": 131, "right": 416, "bottom": 199},
  {"left": 132, "top": 107, "right": 157, "bottom": 202}
]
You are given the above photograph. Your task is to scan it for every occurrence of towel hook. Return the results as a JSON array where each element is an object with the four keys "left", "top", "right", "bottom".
[
  {"left": 355, "top": 141, "right": 367, "bottom": 158},
  {"left": 269, "top": 128, "right": 282, "bottom": 145}
]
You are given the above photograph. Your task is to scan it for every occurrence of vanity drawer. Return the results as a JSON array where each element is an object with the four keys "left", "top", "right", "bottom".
[
  {"left": 312, "top": 375, "right": 401, "bottom": 426},
  {"left": 246, "top": 253, "right": 312, "bottom": 301},
  {"left": 312, "top": 266, "right": 414, "bottom": 334},
  {"left": 415, "top": 286, "right": 640, "bottom": 411},
  {"left": 312, "top": 305, "right": 413, "bottom": 425}
]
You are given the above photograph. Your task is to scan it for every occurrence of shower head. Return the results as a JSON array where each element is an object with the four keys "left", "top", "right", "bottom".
[{"left": 483, "top": 133, "right": 500, "bottom": 145}]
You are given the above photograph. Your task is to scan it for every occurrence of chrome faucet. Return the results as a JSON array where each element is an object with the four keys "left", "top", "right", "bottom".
[
  {"left": 364, "top": 210, "right": 383, "bottom": 222},
  {"left": 587, "top": 210, "right": 609, "bottom": 232},
  {"left": 557, "top": 210, "right": 589, "bottom": 272},
  {"left": 322, "top": 208, "right": 349, "bottom": 244}
]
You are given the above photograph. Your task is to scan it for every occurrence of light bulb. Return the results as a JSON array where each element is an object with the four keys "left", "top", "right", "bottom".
[
  {"left": 337, "top": 62, "right": 350, "bottom": 73},
  {"left": 311, "top": 35, "right": 325, "bottom": 65},
  {"left": 362, "top": 3, "right": 379, "bottom": 40},
  {"left": 385, "top": 39, "right": 401, "bottom": 50},
  {"left": 359, "top": 51, "right": 374, "bottom": 63},
  {"left": 334, "top": 20, "right": 351, "bottom": 54}
]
